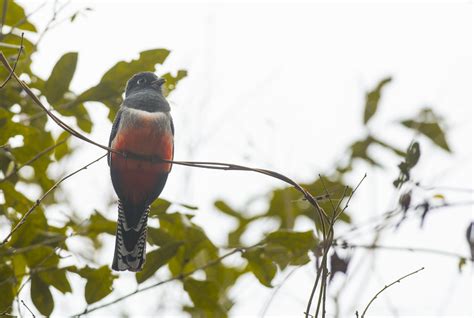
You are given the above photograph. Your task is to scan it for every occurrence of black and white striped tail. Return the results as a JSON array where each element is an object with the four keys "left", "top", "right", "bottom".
[{"left": 112, "top": 201, "right": 150, "bottom": 271}]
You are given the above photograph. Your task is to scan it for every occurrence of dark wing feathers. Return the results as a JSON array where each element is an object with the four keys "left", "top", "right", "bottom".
[{"left": 108, "top": 108, "right": 123, "bottom": 166}]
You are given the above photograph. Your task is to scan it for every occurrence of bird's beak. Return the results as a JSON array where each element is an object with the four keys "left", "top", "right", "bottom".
[{"left": 151, "top": 78, "right": 166, "bottom": 88}]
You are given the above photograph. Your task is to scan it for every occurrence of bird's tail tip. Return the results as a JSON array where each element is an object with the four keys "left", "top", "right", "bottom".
[{"left": 112, "top": 201, "right": 149, "bottom": 272}]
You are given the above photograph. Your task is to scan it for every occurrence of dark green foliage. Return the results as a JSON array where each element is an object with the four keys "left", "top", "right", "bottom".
[
  {"left": 243, "top": 247, "right": 277, "bottom": 287},
  {"left": 73, "top": 266, "right": 118, "bottom": 304},
  {"left": 31, "top": 275, "right": 54, "bottom": 315},
  {"left": 136, "top": 241, "right": 183, "bottom": 283},
  {"left": 184, "top": 278, "right": 222, "bottom": 311},
  {"left": 0, "top": 264, "right": 15, "bottom": 312},
  {"left": 44, "top": 52, "right": 78, "bottom": 104}
]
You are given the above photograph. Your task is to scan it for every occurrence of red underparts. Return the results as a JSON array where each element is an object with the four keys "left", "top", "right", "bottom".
[{"left": 111, "top": 125, "right": 173, "bottom": 205}]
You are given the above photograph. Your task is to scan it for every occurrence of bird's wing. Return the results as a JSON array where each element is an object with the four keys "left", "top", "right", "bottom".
[{"left": 108, "top": 108, "right": 123, "bottom": 166}]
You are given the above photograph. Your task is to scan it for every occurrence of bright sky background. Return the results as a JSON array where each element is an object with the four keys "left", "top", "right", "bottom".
[{"left": 17, "top": 0, "right": 473, "bottom": 316}]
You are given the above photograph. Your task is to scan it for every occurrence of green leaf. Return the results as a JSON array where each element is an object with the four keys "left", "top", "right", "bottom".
[
  {"left": 372, "top": 137, "right": 406, "bottom": 157},
  {"left": 54, "top": 132, "right": 70, "bottom": 161},
  {"left": 242, "top": 247, "right": 277, "bottom": 287},
  {"left": 0, "top": 264, "right": 15, "bottom": 313},
  {"left": 2, "top": 0, "right": 37, "bottom": 32},
  {"left": 183, "top": 278, "right": 220, "bottom": 310},
  {"left": 162, "top": 70, "right": 188, "bottom": 96},
  {"left": 401, "top": 121, "right": 450, "bottom": 152},
  {"left": 31, "top": 275, "right": 54, "bottom": 316},
  {"left": 44, "top": 52, "right": 78, "bottom": 104},
  {"left": 349, "top": 136, "right": 381, "bottom": 167},
  {"left": 102, "top": 49, "right": 170, "bottom": 84},
  {"left": 264, "top": 230, "right": 317, "bottom": 269},
  {"left": 75, "top": 265, "right": 117, "bottom": 304},
  {"left": 149, "top": 198, "right": 172, "bottom": 217},
  {"left": 265, "top": 230, "right": 317, "bottom": 252},
  {"left": 76, "top": 49, "right": 171, "bottom": 120},
  {"left": 81, "top": 210, "right": 116, "bottom": 240},
  {"left": 147, "top": 226, "right": 175, "bottom": 246},
  {"left": 24, "top": 246, "right": 59, "bottom": 268},
  {"left": 0, "top": 181, "right": 33, "bottom": 216},
  {"left": 363, "top": 77, "right": 392, "bottom": 124},
  {"left": 136, "top": 241, "right": 183, "bottom": 283},
  {"left": 38, "top": 268, "right": 72, "bottom": 294},
  {"left": 214, "top": 200, "right": 243, "bottom": 219},
  {"left": 400, "top": 108, "right": 451, "bottom": 152}
]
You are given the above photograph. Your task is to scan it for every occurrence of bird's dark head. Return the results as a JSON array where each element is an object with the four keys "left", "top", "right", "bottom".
[{"left": 125, "top": 72, "right": 166, "bottom": 97}]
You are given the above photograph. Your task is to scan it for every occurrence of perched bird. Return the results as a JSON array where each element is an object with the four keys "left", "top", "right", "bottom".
[{"left": 108, "top": 72, "right": 174, "bottom": 271}]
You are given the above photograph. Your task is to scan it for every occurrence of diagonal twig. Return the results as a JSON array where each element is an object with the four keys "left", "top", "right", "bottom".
[
  {"left": 0, "top": 32, "right": 24, "bottom": 88},
  {"left": 359, "top": 267, "right": 424, "bottom": 317},
  {"left": 20, "top": 300, "right": 35, "bottom": 318}
]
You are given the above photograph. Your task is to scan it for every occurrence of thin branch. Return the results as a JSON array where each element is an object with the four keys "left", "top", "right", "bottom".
[
  {"left": 335, "top": 199, "right": 474, "bottom": 243},
  {"left": 75, "top": 245, "right": 258, "bottom": 316},
  {"left": 0, "top": 139, "right": 67, "bottom": 183},
  {"left": 0, "top": 42, "right": 21, "bottom": 49},
  {"left": 20, "top": 301, "right": 35, "bottom": 318},
  {"left": 335, "top": 173, "right": 367, "bottom": 221},
  {"left": 0, "top": 154, "right": 107, "bottom": 245},
  {"left": 322, "top": 269, "right": 329, "bottom": 317},
  {"left": 334, "top": 242, "right": 474, "bottom": 261},
  {"left": 360, "top": 267, "right": 424, "bottom": 318},
  {"left": 319, "top": 175, "right": 338, "bottom": 216},
  {"left": 260, "top": 267, "right": 299, "bottom": 317},
  {"left": 35, "top": 0, "right": 70, "bottom": 46},
  {"left": 0, "top": 32, "right": 24, "bottom": 88},
  {"left": 314, "top": 264, "right": 326, "bottom": 317}
]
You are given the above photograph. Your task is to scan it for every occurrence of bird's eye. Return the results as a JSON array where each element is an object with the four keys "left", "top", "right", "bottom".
[{"left": 137, "top": 78, "right": 146, "bottom": 85}]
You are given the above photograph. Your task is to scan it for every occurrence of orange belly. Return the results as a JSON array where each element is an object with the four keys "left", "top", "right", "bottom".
[{"left": 111, "top": 125, "right": 173, "bottom": 205}]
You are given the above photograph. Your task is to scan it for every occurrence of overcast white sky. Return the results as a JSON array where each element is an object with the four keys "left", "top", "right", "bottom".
[{"left": 16, "top": 0, "right": 473, "bottom": 316}]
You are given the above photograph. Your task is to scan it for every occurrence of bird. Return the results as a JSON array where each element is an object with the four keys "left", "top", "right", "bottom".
[{"left": 108, "top": 72, "right": 174, "bottom": 272}]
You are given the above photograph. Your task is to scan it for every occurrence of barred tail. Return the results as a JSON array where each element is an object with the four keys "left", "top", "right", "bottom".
[{"left": 112, "top": 201, "right": 150, "bottom": 272}]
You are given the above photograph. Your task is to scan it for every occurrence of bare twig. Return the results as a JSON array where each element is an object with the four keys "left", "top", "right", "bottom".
[
  {"left": 335, "top": 173, "right": 367, "bottom": 221},
  {"left": 0, "top": 154, "right": 107, "bottom": 245},
  {"left": 35, "top": 0, "right": 70, "bottom": 46},
  {"left": 260, "top": 267, "right": 299, "bottom": 317},
  {"left": 334, "top": 242, "right": 474, "bottom": 261},
  {"left": 0, "top": 32, "right": 24, "bottom": 88},
  {"left": 20, "top": 301, "right": 35, "bottom": 318},
  {"left": 360, "top": 267, "right": 424, "bottom": 317}
]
